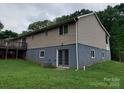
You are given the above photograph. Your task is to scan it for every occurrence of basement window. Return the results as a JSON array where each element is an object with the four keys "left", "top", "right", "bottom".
[
  {"left": 39, "top": 50, "right": 45, "bottom": 58},
  {"left": 101, "top": 51, "right": 105, "bottom": 59},
  {"left": 91, "top": 50, "right": 95, "bottom": 59}
]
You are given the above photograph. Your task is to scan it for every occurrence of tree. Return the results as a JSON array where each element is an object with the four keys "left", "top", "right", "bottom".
[
  {"left": 97, "top": 4, "right": 124, "bottom": 61},
  {"left": 28, "top": 9, "right": 92, "bottom": 31},
  {"left": 97, "top": 6, "right": 119, "bottom": 32},
  {"left": 28, "top": 20, "right": 53, "bottom": 31},
  {"left": 20, "top": 30, "right": 31, "bottom": 36},
  {"left": 0, "top": 30, "right": 18, "bottom": 39},
  {"left": 114, "top": 3, "right": 124, "bottom": 14},
  {"left": 4, "top": 30, "right": 18, "bottom": 38},
  {"left": 0, "top": 21, "right": 4, "bottom": 31},
  {"left": 54, "top": 9, "right": 92, "bottom": 23}
]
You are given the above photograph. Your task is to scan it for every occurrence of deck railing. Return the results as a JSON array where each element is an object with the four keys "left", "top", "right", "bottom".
[{"left": 0, "top": 40, "right": 27, "bottom": 50}]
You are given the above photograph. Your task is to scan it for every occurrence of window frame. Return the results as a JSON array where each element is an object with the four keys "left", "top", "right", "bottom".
[
  {"left": 59, "top": 24, "right": 68, "bottom": 35},
  {"left": 90, "top": 49, "right": 95, "bottom": 59},
  {"left": 59, "top": 26, "right": 63, "bottom": 35},
  {"left": 63, "top": 24, "right": 68, "bottom": 34},
  {"left": 101, "top": 51, "right": 105, "bottom": 59},
  {"left": 39, "top": 50, "right": 45, "bottom": 58}
]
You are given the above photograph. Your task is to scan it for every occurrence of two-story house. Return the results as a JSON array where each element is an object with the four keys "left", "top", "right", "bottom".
[{"left": 12, "top": 12, "right": 111, "bottom": 69}]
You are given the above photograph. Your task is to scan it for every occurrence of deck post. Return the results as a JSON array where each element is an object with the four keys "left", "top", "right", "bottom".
[
  {"left": 16, "top": 48, "right": 18, "bottom": 59},
  {"left": 5, "top": 48, "right": 8, "bottom": 60},
  {"left": 5, "top": 42, "right": 8, "bottom": 60}
]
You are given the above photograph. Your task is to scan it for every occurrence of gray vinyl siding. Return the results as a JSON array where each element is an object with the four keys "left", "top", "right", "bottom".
[
  {"left": 78, "top": 43, "right": 111, "bottom": 68},
  {"left": 26, "top": 44, "right": 76, "bottom": 68},
  {"left": 26, "top": 43, "right": 111, "bottom": 68}
]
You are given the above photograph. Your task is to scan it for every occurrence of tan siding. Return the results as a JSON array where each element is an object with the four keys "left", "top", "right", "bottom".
[
  {"left": 78, "top": 14, "right": 106, "bottom": 49},
  {"left": 26, "top": 23, "right": 76, "bottom": 49}
]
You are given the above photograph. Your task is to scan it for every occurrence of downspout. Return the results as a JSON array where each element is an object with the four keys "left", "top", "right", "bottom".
[{"left": 74, "top": 18, "right": 79, "bottom": 70}]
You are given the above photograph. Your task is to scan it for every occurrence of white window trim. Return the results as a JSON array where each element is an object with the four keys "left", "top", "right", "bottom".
[
  {"left": 39, "top": 50, "right": 45, "bottom": 58},
  {"left": 91, "top": 49, "right": 95, "bottom": 59},
  {"left": 101, "top": 51, "right": 105, "bottom": 59}
]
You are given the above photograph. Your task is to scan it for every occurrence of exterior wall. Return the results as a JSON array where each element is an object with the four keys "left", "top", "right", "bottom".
[
  {"left": 26, "top": 43, "right": 111, "bottom": 68},
  {"left": 77, "top": 14, "right": 107, "bottom": 49},
  {"left": 16, "top": 13, "right": 111, "bottom": 68},
  {"left": 26, "top": 23, "right": 76, "bottom": 49},
  {"left": 12, "top": 38, "right": 22, "bottom": 43},
  {"left": 78, "top": 43, "right": 111, "bottom": 68},
  {"left": 26, "top": 44, "right": 76, "bottom": 68}
]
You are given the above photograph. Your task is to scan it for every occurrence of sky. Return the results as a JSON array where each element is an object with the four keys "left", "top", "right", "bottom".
[{"left": 0, "top": 3, "right": 118, "bottom": 33}]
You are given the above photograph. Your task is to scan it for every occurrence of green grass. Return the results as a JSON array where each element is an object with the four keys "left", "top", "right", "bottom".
[{"left": 0, "top": 59, "right": 124, "bottom": 89}]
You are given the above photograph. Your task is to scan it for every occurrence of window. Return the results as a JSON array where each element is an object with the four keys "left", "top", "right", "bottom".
[
  {"left": 91, "top": 50, "right": 95, "bottom": 58},
  {"left": 64, "top": 24, "right": 68, "bottom": 34},
  {"left": 39, "top": 50, "right": 45, "bottom": 58},
  {"left": 101, "top": 51, "right": 105, "bottom": 59},
  {"left": 59, "top": 24, "right": 68, "bottom": 35},
  {"left": 59, "top": 26, "right": 63, "bottom": 35}
]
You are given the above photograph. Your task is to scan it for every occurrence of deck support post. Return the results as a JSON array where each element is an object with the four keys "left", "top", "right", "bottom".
[
  {"left": 5, "top": 41, "right": 8, "bottom": 60},
  {"left": 16, "top": 48, "right": 18, "bottom": 59},
  {"left": 5, "top": 48, "right": 8, "bottom": 60}
]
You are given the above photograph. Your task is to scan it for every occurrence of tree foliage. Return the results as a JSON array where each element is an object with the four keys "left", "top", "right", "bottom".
[
  {"left": 28, "top": 9, "right": 92, "bottom": 31},
  {"left": 0, "top": 30, "right": 18, "bottom": 39},
  {"left": 97, "top": 4, "right": 124, "bottom": 61},
  {"left": 0, "top": 21, "right": 4, "bottom": 31},
  {"left": 28, "top": 20, "right": 53, "bottom": 31}
]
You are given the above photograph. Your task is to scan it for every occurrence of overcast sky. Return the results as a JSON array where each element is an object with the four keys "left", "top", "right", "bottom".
[{"left": 0, "top": 3, "right": 118, "bottom": 33}]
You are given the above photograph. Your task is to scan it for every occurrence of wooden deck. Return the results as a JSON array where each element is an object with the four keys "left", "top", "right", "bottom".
[
  {"left": 0, "top": 40, "right": 27, "bottom": 59},
  {"left": 0, "top": 40, "right": 27, "bottom": 50}
]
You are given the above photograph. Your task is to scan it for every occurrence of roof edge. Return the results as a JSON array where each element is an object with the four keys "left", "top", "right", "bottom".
[
  {"left": 77, "top": 12, "right": 94, "bottom": 19},
  {"left": 12, "top": 12, "right": 110, "bottom": 41}
]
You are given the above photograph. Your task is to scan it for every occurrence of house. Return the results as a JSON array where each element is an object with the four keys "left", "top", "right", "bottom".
[{"left": 12, "top": 12, "right": 111, "bottom": 69}]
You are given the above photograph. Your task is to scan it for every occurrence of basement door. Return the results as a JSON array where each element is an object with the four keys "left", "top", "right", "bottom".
[{"left": 58, "top": 49, "right": 69, "bottom": 67}]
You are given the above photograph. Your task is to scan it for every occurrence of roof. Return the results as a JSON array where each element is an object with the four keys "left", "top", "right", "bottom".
[
  {"left": 12, "top": 17, "right": 77, "bottom": 40},
  {"left": 12, "top": 12, "right": 110, "bottom": 40}
]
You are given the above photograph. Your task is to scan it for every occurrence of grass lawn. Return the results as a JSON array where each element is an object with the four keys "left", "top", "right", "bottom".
[{"left": 0, "top": 59, "right": 124, "bottom": 89}]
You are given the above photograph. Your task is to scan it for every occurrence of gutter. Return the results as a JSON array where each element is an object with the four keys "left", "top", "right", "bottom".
[
  {"left": 74, "top": 18, "right": 79, "bottom": 70},
  {"left": 74, "top": 13, "right": 94, "bottom": 71}
]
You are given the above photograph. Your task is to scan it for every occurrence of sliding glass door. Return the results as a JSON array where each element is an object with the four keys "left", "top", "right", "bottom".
[{"left": 58, "top": 49, "right": 69, "bottom": 66}]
